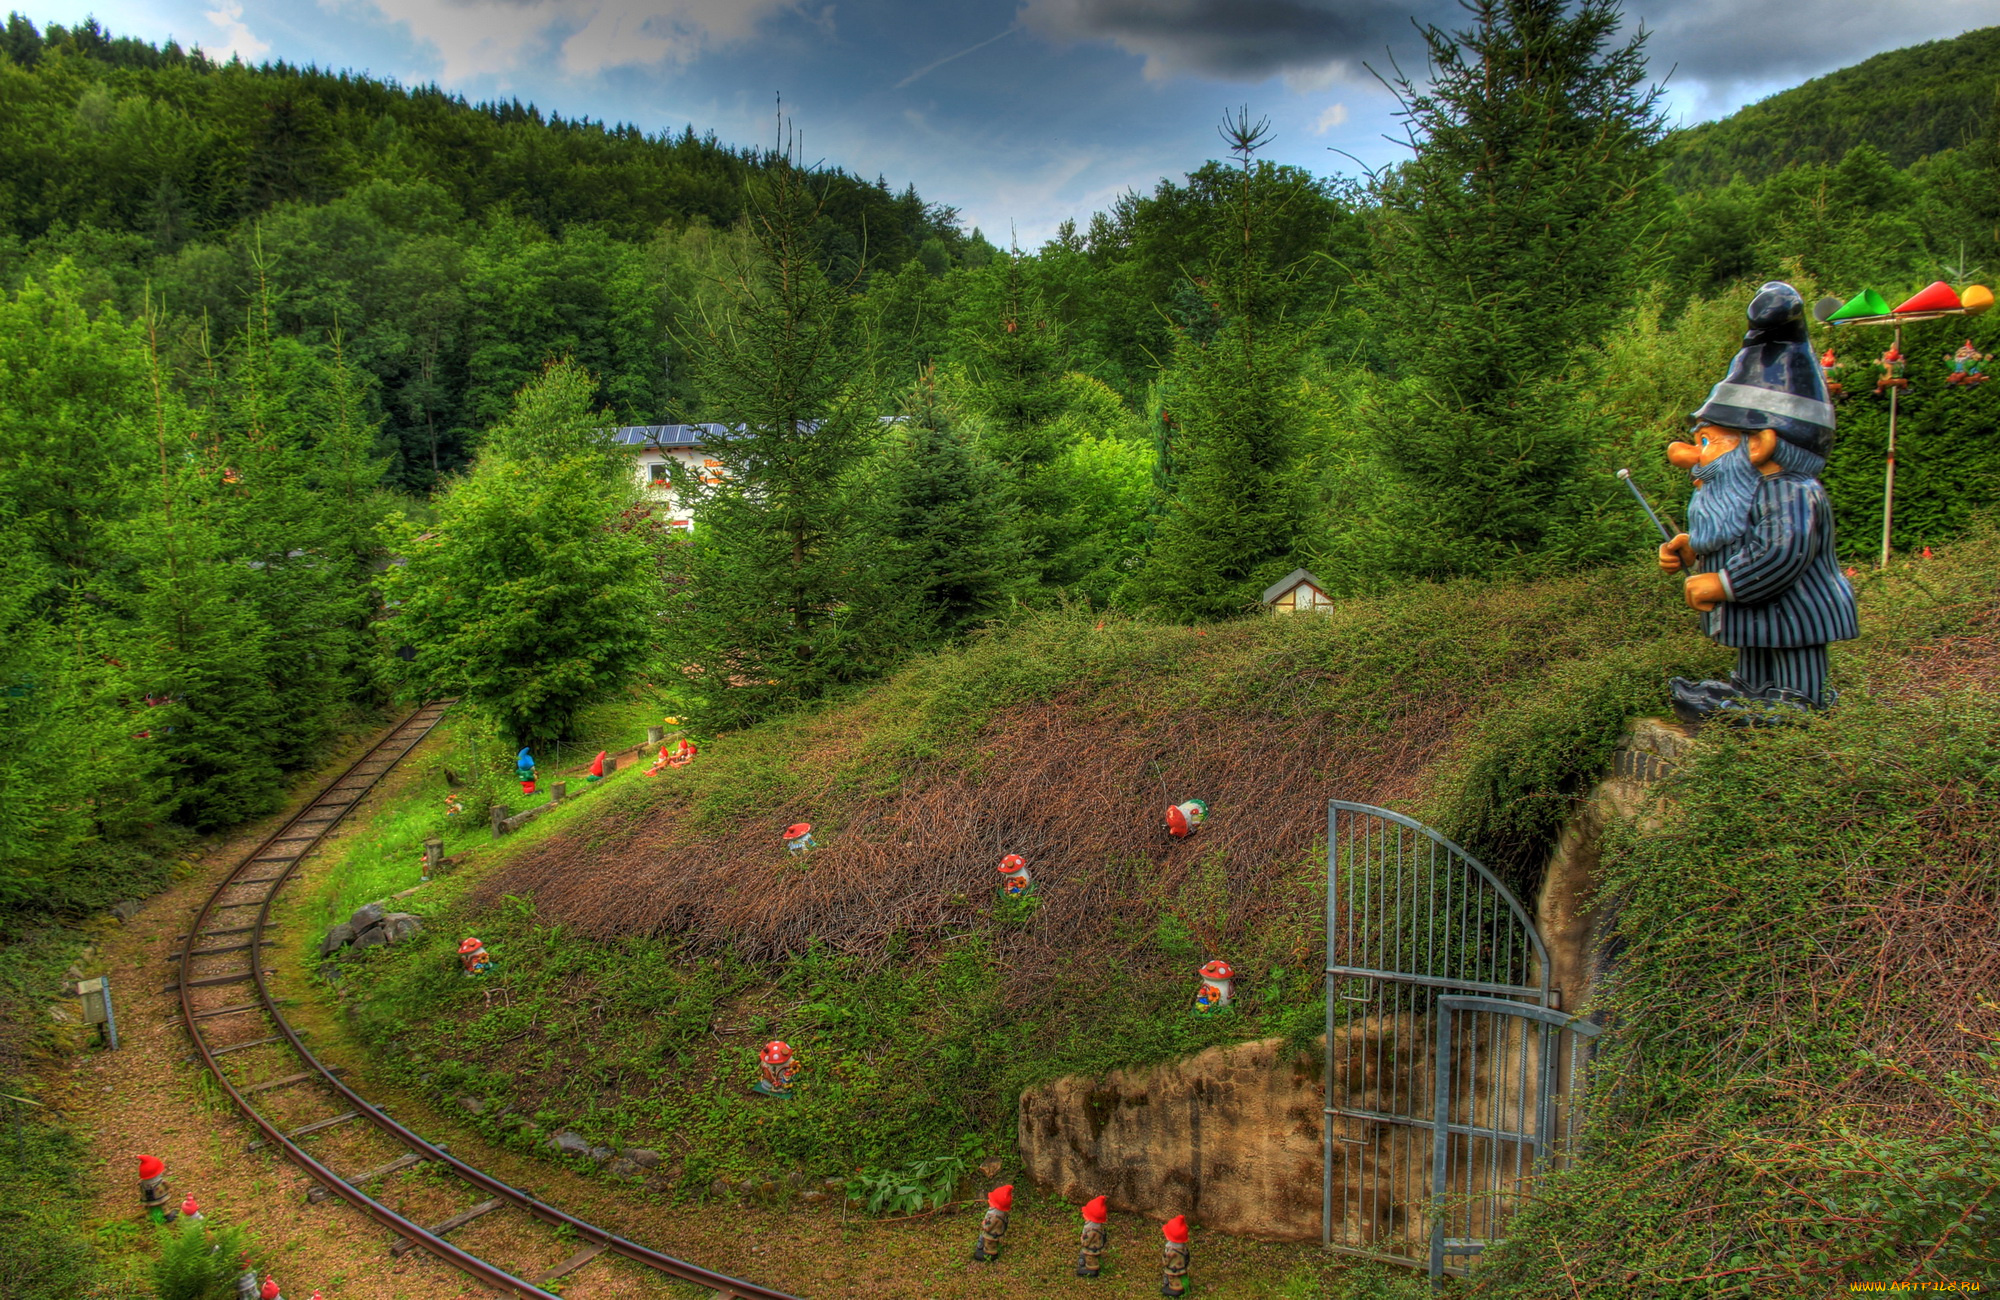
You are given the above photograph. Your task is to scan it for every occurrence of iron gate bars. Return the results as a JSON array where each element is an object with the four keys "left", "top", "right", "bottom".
[
  {"left": 1322, "top": 800, "right": 1550, "bottom": 1270},
  {"left": 1429, "top": 996, "right": 1601, "bottom": 1281}
]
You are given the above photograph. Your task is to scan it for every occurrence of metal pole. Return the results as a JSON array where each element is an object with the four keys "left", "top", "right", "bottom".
[
  {"left": 1880, "top": 321, "right": 1901, "bottom": 568},
  {"left": 100, "top": 976, "right": 118, "bottom": 1051}
]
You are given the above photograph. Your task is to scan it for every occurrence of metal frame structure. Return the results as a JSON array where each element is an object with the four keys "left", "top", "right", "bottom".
[
  {"left": 176, "top": 701, "right": 799, "bottom": 1300},
  {"left": 1321, "top": 800, "right": 1566, "bottom": 1277}
]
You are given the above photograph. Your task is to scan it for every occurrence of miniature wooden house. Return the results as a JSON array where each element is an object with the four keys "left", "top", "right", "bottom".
[{"left": 1261, "top": 568, "right": 1330, "bottom": 615}]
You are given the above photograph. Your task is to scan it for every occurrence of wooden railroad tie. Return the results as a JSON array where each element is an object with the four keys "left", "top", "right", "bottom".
[
  {"left": 389, "top": 1198, "right": 505, "bottom": 1257},
  {"left": 243, "top": 1067, "right": 345, "bottom": 1094},
  {"left": 533, "top": 1240, "right": 610, "bottom": 1285},
  {"left": 168, "top": 939, "right": 277, "bottom": 962},
  {"left": 248, "top": 1110, "right": 360, "bottom": 1150}
]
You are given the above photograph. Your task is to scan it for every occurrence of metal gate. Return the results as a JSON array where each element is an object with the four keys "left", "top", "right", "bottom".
[{"left": 1321, "top": 801, "right": 1595, "bottom": 1278}]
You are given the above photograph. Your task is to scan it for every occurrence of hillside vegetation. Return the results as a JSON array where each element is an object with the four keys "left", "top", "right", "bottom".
[
  {"left": 1666, "top": 26, "right": 2000, "bottom": 189},
  {"left": 335, "top": 532, "right": 2000, "bottom": 1292}
]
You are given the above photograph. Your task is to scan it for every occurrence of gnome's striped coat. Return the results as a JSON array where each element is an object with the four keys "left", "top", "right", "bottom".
[{"left": 1699, "top": 472, "right": 1859, "bottom": 649}]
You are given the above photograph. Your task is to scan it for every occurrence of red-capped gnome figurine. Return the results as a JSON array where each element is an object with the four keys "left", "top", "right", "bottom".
[
  {"left": 179, "top": 1194, "right": 203, "bottom": 1221},
  {"left": 1076, "top": 1195, "right": 1110, "bottom": 1277},
  {"left": 972, "top": 1184, "right": 1013, "bottom": 1262},
  {"left": 259, "top": 1276, "right": 283, "bottom": 1300},
  {"left": 1165, "top": 800, "right": 1207, "bottom": 839},
  {"left": 138, "top": 1153, "right": 170, "bottom": 1219},
  {"left": 997, "top": 854, "right": 1032, "bottom": 897},
  {"left": 1660, "top": 281, "right": 1858, "bottom": 724},
  {"left": 586, "top": 751, "right": 607, "bottom": 782},
  {"left": 754, "top": 1040, "right": 799, "bottom": 1098},
  {"left": 1160, "top": 1215, "right": 1191, "bottom": 1297}
]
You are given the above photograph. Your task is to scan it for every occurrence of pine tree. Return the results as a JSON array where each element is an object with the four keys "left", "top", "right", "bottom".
[
  {"left": 1363, "top": 0, "right": 1667, "bottom": 576},
  {"left": 381, "top": 359, "right": 660, "bottom": 748},
  {"left": 873, "top": 369, "right": 1026, "bottom": 642},
  {"left": 662, "top": 147, "right": 888, "bottom": 726},
  {"left": 1122, "top": 112, "right": 1310, "bottom": 620}
]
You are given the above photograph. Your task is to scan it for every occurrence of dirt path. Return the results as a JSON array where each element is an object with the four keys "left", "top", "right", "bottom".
[{"left": 48, "top": 716, "right": 1348, "bottom": 1300}]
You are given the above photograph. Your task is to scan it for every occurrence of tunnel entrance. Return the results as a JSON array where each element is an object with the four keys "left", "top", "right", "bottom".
[{"left": 1322, "top": 801, "right": 1600, "bottom": 1281}]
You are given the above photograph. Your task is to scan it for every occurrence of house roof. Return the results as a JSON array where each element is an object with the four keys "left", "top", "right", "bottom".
[
  {"left": 610, "top": 424, "right": 724, "bottom": 448},
  {"left": 1260, "top": 568, "right": 1327, "bottom": 605}
]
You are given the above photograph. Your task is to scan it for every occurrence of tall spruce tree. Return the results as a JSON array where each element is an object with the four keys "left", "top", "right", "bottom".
[
  {"left": 873, "top": 368, "right": 1026, "bottom": 642},
  {"left": 662, "top": 149, "right": 888, "bottom": 726},
  {"left": 1363, "top": 0, "right": 1667, "bottom": 576},
  {"left": 1122, "top": 111, "right": 1310, "bottom": 620},
  {"left": 381, "top": 359, "right": 660, "bottom": 748}
]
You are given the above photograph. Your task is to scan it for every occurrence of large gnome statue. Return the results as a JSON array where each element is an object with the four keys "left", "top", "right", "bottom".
[{"left": 1659, "top": 281, "right": 1858, "bottom": 724}]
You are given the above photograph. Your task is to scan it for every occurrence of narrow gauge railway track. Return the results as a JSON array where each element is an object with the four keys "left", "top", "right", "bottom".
[{"left": 174, "top": 701, "right": 800, "bottom": 1300}]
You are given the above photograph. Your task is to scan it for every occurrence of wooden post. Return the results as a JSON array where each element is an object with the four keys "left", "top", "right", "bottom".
[
  {"left": 647, "top": 726, "right": 665, "bottom": 746},
  {"left": 551, "top": 782, "right": 567, "bottom": 804},
  {"left": 490, "top": 805, "right": 509, "bottom": 839},
  {"left": 422, "top": 838, "right": 443, "bottom": 878}
]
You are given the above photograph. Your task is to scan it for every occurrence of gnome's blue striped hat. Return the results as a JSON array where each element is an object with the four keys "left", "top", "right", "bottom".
[{"left": 1690, "top": 281, "right": 1835, "bottom": 457}]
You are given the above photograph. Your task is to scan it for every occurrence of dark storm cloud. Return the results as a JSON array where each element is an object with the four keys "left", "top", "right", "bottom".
[{"left": 1020, "top": 0, "right": 1455, "bottom": 80}]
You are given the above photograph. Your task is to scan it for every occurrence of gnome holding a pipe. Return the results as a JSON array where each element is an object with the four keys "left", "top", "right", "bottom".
[{"left": 1658, "top": 281, "right": 1858, "bottom": 725}]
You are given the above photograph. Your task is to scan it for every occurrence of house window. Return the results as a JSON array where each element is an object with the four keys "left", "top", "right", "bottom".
[{"left": 649, "top": 462, "right": 669, "bottom": 484}]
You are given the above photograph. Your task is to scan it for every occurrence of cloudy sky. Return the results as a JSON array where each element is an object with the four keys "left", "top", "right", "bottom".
[{"left": 55, "top": 0, "right": 1997, "bottom": 244}]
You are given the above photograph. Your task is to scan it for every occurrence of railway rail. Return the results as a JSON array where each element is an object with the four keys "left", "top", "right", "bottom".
[{"left": 173, "top": 700, "right": 799, "bottom": 1300}]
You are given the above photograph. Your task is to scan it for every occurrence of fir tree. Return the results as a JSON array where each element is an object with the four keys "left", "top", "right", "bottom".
[
  {"left": 873, "top": 369, "right": 1026, "bottom": 642},
  {"left": 1362, "top": 0, "right": 1667, "bottom": 576},
  {"left": 380, "top": 359, "right": 660, "bottom": 748},
  {"left": 1122, "top": 111, "right": 1311, "bottom": 620},
  {"left": 663, "top": 146, "right": 888, "bottom": 726}
]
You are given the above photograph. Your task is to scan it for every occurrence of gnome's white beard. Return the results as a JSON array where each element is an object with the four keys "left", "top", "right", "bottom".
[{"left": 1687, "top": 443, "right": 1760, "bottom": 556}]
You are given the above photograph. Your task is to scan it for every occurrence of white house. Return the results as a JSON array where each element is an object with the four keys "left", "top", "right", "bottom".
[
  {"left": 611, "top": 424, "right": 727, "bottom": 534},
  {"left": 1261, "top": 568, "right": 1332, "bottom": 614}
]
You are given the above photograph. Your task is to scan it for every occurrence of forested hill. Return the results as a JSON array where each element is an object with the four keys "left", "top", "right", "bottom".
[
  {"left": 0, "top": 15, "right": 972, "bottom": 260},
  {"left": 1666, "top": 25, "right": 2000, "bottom": 189}
]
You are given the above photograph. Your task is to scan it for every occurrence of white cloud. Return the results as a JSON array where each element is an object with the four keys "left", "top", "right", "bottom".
[
  {"left": 358, "top": 0, "right": 805, "bottom": 80},
  {"left": 1311, "top": 101, "right": 1347, "bottom": 134},
  {"left": 204, "top": 0, "right": 271, "bottom": 62}
]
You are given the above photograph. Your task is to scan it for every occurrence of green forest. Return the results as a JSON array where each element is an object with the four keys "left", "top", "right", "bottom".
[
  {"left": 2, "top": 4, "right": 1999, "bottom": 1291},
  {"left": 4, "top": 2, "right": 1997, "bottom": 913}
]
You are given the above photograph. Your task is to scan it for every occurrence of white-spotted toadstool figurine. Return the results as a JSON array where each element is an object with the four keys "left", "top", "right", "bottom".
[
  {"left": 1193, "top": 960, "right": 1234, "bottom": 1011},
  {"left": 179, "top": 1194, "right": 202, "bottom": 1221},
  {"left": 1076, "top": 1194, "right": 1110, "bottom": 1276},
  {"left": 972, "top": 1184, "right": 1013, "bottom": 1261},
  {"left": 1165, "top": 800, "right": 1208, "bottom": 840},
  {"left": 754, "top": 1040, "right": 799, "bottom": 1098},
  {"left": 1161, "top": 1216, "right": 1191, "bottom": 1296},
  {"left": 783, "top": 823, "right": 816, "bottom": 854},
  {"left": 997, "top": 854, "right": 1032, "bottom": 897},
  {"left": 458, "top": 937, "right": 492, "bottom": 977}
]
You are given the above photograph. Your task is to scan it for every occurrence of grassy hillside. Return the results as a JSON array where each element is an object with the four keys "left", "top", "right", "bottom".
[
  {"left": 1666, "top": 26, "right": 2000, "bottom": 189},
  {"left": 327, "top": 535, "right": 1999, "bottom": 1290}
]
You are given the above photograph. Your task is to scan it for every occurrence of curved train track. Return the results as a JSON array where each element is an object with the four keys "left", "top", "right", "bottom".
[{"left": 173, "top": 700, "right": 798, "bottom": 1300}]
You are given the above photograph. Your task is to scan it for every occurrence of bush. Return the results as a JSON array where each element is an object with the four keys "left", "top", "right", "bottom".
[{"left": 151, "top": 1217, "right": 256, "bottom": 1300}]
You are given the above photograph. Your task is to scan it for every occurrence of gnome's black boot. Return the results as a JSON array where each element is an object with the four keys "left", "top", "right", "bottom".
[{"left": 1670, "top": 676, "right": 1824, "bottom": 729}]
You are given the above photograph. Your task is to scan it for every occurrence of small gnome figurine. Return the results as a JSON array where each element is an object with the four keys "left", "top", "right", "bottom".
[
  {"left": 1076, "top": 1194, "right": 1110, "bottom": 1277},
  {"left": 1165, "top": 800, "right": 1208, "bottom": 840},
  {"left": 972, "top": 1184, "right": 1013, "bottom": 1262},
  {"left": 586, "top": 751, "right": 608, "bottom": 782},
  {"left": 457, "top": 937, "right": 492, "bottom": 976},
  {"left": 997, "top": 854, "right": 1032, "bottom": 897},
  {"left": 179, "top": 1194, "right": 203, "bottom": 1221},
  {"left": 665, "top": 738, "right": 697, "bottom": 768},
  {"left": 1819, "top": 347, "right": 1844, "bottom": 397},
  {"left": 754, "top": 1040, "right": 799, "bottom": 1098},
  {"left": 237, "top": 1266, "right": 260, "bottom": 1300},
  {"left": 1874, "top": 343, "right": 1908, "bottom": 393},
  {"left": 1160, "top": 1215, "right": 1191, "bottom": 1297},
  {"left": 260, "top": 1276, "right": 283, "bottom": 1300},
  {"left": 1192, "top": 960, "right": 1234, "bottom": 1011},
  {"left": 782, "top": 823, "right": 816, "bottom": 854},
  {"left": 1947, "top": 339, "right": 1990, "bottom": 386},
  {"left": 138, "top": 1153, "right": 169, "bottom": 1218}
]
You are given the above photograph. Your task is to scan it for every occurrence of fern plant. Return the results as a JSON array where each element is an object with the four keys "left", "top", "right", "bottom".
[{"left": 150, "top": 1218, "right": 254, "bottom": 1300}]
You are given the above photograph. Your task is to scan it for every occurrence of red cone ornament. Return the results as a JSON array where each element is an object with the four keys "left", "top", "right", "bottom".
[{"left": 1893, "top": 281, "right": 1963, "bottom": 315}]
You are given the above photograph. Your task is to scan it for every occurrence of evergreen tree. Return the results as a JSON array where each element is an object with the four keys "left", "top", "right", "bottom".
[
  {"left": 380, "top": 359, "right": 660, "bottom": 748},
  {"left": 1122, "top": 112, "right": 1311, "bottom": 619},
  {"left": 662, "top": 148, "right": 889, "bottom": 727},
  {"left": 873, "top": 369, "right": 1025, "bottom": 642},
  {"left": 1362, "top": 0, "right": 1667, "bottom": 577},
  {"left": 955, "top": 250, "right": 1070, "bottom": 468}
]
